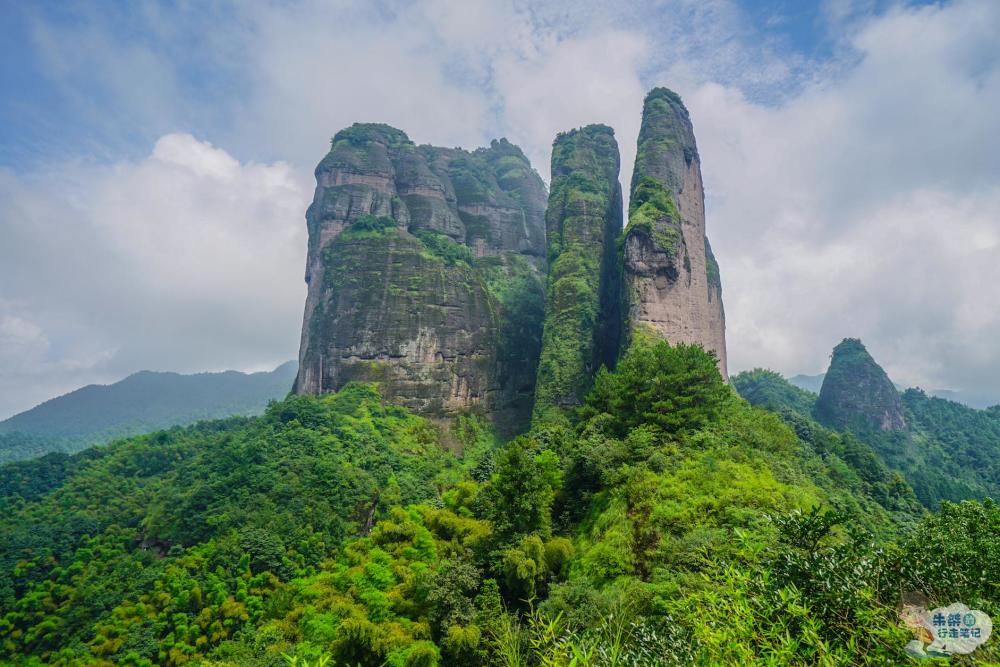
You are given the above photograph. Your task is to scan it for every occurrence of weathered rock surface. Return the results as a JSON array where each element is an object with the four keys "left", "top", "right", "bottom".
[
  {"left": 622, "top": 88, "right": 727, "bottom": 378},
  {"left": 533, "top": 125, "right": 623, "bottom": 422},
  {"left": 295, "top": 124, "right": 546, "bottom": 429},
  {"left": 816, "top": 338, "right": 907, "bottom": 433}
]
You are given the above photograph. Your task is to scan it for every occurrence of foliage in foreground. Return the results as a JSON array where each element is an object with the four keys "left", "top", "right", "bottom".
[{"left": 1, "top": 341, "right": 998, "bottom": 665}]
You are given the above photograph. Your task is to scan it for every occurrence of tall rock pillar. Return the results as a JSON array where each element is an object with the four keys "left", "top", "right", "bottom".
[
  {"left": 533, "top": 125, "right": 623, "bottom": 423},
  {"left": 294, "top": 123, "right": 547, "bottom": 430},
  {"left": 622, "top": 88, "right": 727, "bottom": 378}
]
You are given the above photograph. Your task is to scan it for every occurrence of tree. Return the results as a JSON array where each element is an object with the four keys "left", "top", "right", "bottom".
[
  {"left": 579, "top": 338, "right": 731, "bottom": 438},
  {"left": 479, "top": 439, "right": 561, "bottom": 542}
]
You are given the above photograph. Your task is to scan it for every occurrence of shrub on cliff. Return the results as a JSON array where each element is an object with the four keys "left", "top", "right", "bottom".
[{"left": 579, "top": 337, "right": 730, "bottom": 438}]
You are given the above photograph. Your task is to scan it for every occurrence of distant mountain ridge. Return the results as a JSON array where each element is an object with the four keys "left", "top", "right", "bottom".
[
  {"left": 788, "top": 373, "right": 825, "bottom": 394},
  {"left": 0, "top": 361, "right": 297, "bottom": 463}
]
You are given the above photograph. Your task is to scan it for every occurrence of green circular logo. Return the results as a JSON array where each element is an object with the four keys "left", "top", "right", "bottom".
[{"left": 963, "top": 613, "right": 976, "bottom": 627}]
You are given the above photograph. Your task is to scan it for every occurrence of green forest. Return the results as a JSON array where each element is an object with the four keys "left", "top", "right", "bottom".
[
  {"left": 733, "top": 366, "right": 1000, "bottom": 509},
  {"left": 3, "top": 1, "right": 998, "bottom": 665},
  {"left": 2, "top": 338, "right": 998, "bottom": 665}
]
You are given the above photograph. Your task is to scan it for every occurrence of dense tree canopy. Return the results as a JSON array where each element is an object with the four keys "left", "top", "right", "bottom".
[
  {"left": 1, "top": 343, "right": 997, "bottom": 665},
  {"left": 734, "top": 367, "right": 1000, "bottom": 510}
]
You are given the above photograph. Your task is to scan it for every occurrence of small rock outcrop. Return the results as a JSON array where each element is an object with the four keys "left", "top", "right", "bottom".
[
  {"left": 815, "top": 338, "right": 907, "bottom": 432},
  {"left": 622, "top": 88, "right": 727, "bottom": 378},
  {"left": 294, "top": 124, "right": 547, "bottom": 429},
  {"left": 533, "top": 125, "right": 623, "bottom": 423}
]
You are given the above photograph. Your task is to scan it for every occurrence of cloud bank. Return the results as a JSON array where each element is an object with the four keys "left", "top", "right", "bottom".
[
  {"left": 690, "top": 0, "right": 1000, "bottom": 394},
  {"left": 0, "top": 135, "right": 308, "bottom": 417},
  {"left": 1, "top": 0, "right": 998, "bottom": 417}
]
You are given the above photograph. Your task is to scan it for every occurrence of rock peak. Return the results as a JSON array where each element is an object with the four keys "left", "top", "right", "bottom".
[
  {"left": 533, "top": 124, "right": 623, "bottom": 423},
  {"left": 815, "top": 338, "right": 907, "bottom": 432},
  {"left": 621, "top": 87, "right": 727, "bottom": 378}
]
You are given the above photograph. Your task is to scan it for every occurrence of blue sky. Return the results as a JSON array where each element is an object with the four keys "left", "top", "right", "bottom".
[
  {"left": 0, "top": 0, "right": 936, "bottom": 170},
  {"left": 1, "top": 0, "right": 999, "bottom": 417}
]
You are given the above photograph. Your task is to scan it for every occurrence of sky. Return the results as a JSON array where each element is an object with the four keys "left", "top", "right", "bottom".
[{"left": 1, "top": 0, "right": 999, "bottom": 419}]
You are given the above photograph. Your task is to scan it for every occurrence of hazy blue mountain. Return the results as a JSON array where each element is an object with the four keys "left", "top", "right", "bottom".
[
  {"left": 788, "top": 373, "right": 825, "bottom": 393},
  {"left": 925, "top": 388, "right": 999, "bottom": 410},
  {"left": 0, "top": 361, "right": 297, "bottom": 463},
  {"left": 792, "top": 371, "right": 897, "bottom": 396}
]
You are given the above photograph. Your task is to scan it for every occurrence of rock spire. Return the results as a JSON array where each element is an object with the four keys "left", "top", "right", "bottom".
[{"left": 622, "top": 88, "right": 727, "bottom": 378}]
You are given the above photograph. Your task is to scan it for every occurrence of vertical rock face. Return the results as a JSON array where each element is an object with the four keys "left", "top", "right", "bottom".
[
  {"left": 622, "top": 88, "right": 727, "bottom": 378},
  {"left": 533, "top": 125, "right": 623, "bottom": 423},
  {"left": 815, "top": 338, "right": 907, "bottom": 432},
  {"left": 295, "top": 123, "right": 547, "bottom": 428}
]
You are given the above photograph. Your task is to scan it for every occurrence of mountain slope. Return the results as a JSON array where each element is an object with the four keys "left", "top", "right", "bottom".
[
  {"left": 899, "top": 388, "right": 1000, "bottom": 507},
  {"left": 732, "top": 368, "right": 920, "bottom": 515},
  {"left": 0, "top": 383, "right": 486, "bottom": 665},
  {"left": 0, "top": 362, "right": 297, "bottom": 462},
  {"left": 1, "top": 343, "right": 952, "bottom": 667},
  {"left": 732, "top": 368, "right": 818, "bottom": 416},
  {"left": 737, "top": 345, "right": 1000, "bottom": 510},
  {"left": 813, "top": 339, "right": 1000, "bottom": 508}
]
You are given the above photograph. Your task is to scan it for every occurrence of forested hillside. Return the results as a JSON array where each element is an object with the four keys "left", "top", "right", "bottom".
[
  {"left": 899, "top": 388, "right": 1000, "bottom": 507},
  {"left": 0, "top": 362, "right": 297, "bottom": 464},
  {"left": 733, "top": 365, "right": 1000, "bottom": 509},
  {"left": 4, "top": 1, "right": 999, "bottom": 664},
  {"left": 3, "top": 340, "right": 996, "bottom": 665}
]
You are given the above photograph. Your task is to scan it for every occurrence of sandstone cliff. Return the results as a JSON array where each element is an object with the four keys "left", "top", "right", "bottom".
[
  {"left": 815, "top": 338, "right": 907, "bottom": 433},
  {"left": 622, "top": 88, "right": 727, "bottom": 378},
  {"left": 294, "top": 124, "right": 547, "bottom": 429},
  {"left": 533, "top": 125, "right": 623, "bottom": 423}
]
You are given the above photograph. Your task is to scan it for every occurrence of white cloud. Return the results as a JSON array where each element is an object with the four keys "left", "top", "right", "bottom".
[
  {"left": 230, "top": 0, "right": 500, "bottom": 164},
  {"left": 691, "top": 0, "right": 1000, "bottom": 399},
  {"left": 492, "top": 30, "right": 649, "bottom": 187},
  {"left": 0, "top": 136, "right": 309, "bottom": 418},
  {"left": 0, "top": 315, "right": 51, "bottom": 371},
  {"left": 4, "top": 0, "right": 1000, "bottom": 415}
]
